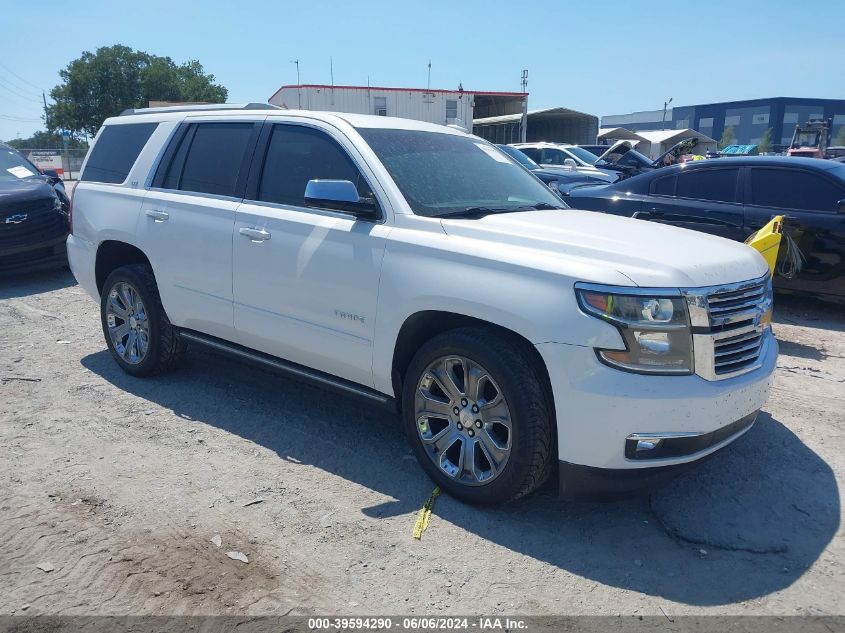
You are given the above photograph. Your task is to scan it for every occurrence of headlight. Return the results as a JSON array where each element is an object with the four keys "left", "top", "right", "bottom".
[{"left": 575, "top": 286, "right": 693, "bottom": 375}]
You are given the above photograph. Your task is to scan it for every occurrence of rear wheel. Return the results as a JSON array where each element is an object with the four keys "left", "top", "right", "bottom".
[
  {"left": 402, "top": 327, "right": 553, "bottom": 505},
  {"left": 100, "top": 264, "right": 184, "bottom": 376}
]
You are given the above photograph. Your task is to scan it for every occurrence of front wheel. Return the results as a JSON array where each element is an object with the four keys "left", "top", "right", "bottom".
[
  {"left": 402, "top": 327, "right": 554, "bottom": 505},
  {"left": 100, "top": 264, "right": 184, "bottom": 376}
]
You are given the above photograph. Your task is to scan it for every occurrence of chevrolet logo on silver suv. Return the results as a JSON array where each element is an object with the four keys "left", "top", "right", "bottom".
[{"left": 4, "top": 213, "right": 28, "bottom": 224}]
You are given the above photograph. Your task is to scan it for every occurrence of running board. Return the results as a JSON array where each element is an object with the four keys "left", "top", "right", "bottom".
[{"left": 178, "top": 330, "right": 395, "bottom": 409}]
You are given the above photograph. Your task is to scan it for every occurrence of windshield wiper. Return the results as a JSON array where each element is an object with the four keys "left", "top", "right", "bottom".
[
  {"left": 436, "top": 206, "right": 514, "bottom": 219},
  {"left": 437, "top": 202, "right": 565, "bottom": 219}
]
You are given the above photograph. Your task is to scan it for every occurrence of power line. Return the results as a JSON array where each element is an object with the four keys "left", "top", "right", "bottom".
[
  {"left": 0, "top": 113, "right": 41, "bottom": 122},
  {"left": 0, "top": 77, "right": 41, "bottom": 103},
  {"left": 0, "top": 61, "right": 45, "bottom": 92}
]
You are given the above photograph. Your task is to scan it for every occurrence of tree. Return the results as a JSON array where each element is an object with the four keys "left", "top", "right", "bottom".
[
  {"left": 46, "top": 45, "right": 228, "bottom": 137},
  {"left": 758, "top": 127, "right": 773, "bottom": 154},
  {"left": 5, "top": 130, "right": 88, "bottom": 150},
  {"left": 836, "top": 126, "right": 845, "bottom": 147},
  {"left": 719, "top": 126, "right": 736, "bottom": 149}
]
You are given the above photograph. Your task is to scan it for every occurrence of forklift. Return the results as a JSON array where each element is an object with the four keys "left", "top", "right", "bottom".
[{"left": 787, "top": 118, "right": 831, "bottom": 158}]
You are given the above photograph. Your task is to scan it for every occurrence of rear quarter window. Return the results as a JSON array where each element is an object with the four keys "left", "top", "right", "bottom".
[{"left": 81, "top": 123, "right": 159, "bottom": 184}]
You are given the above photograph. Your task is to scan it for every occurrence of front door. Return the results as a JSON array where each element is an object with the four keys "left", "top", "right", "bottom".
[
  {"left": 640, "top": 167, "right": 746, "bottom": 241},
  {"left": 744, "top": 166, "right": 845, "bottom": 298},
  {"left": 232, "top": 121, "right": 391, "bottom": 387}
]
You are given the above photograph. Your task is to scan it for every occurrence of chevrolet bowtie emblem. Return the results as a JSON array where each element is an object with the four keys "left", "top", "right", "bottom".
[{"left": 4, "top": 214, "right": 28, "bottom": 224}]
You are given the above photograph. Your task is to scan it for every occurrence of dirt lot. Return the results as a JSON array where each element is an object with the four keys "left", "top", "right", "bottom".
[{"left": 1, "top": 269, "right": 843, "bottom": 617}]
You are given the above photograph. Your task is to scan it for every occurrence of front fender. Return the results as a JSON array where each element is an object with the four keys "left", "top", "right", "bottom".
[{"left": 371, "top": 234, "right": 624, "bottom": 396}]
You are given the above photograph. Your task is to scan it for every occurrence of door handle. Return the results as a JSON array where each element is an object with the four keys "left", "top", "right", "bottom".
[
  {"left": 145, "top": 209, "right": 169, "bottom": 223},
  {"left": 239, "top": 227, "right": 271, "bottom": 242}
]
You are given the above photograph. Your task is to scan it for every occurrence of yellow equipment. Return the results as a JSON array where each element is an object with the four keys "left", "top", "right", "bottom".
[{"left": 745, "top": 215, "right": 784, "bottom": 276}]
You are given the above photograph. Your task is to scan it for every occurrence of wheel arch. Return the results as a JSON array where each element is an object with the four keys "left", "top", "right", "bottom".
[
  {"left": 95, "top": 240, "right": 152, "bottom": 296},
  {"left": 389, "top": 310, "right": 554, "bottom": 416}
]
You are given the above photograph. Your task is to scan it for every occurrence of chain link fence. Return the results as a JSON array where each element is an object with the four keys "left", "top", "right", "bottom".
[{"left": 18, "top": 148, "right": 88, "bottom": 180}]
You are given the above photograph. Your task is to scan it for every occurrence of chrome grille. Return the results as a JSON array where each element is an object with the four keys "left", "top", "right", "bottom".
[
  {"left": 713, "top": 328, "right": 765, "bottom": 376},
  {"left": 706, "top": 277, "right": 769, "bottom": 327},
  {"left": 683, "top": 274, "right": 772, "bottom": 381}
]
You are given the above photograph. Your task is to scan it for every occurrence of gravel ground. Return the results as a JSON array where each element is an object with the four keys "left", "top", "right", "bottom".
[{"left": 1, "top": 269, "right": 843, "bottom": 617}]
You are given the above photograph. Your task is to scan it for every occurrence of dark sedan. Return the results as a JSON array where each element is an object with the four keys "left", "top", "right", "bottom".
[
  {"left": 569, "top": 156, "right": 845, "bottom": 302},
  {"left": 1, "top": 143, "right": 70, "bottom": 275}
]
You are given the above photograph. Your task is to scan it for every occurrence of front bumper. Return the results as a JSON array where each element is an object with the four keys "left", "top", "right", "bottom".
[
  {"left": 535, "top": 331, "right": 776, "bottom": 475},
  {"left": 558, "top": 411, "right": 758, "bottom": 499},
  {"left": 0, "top": 234, "right": 67, "bottom": 275}
]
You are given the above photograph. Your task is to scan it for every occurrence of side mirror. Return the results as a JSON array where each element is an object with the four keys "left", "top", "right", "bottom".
[
  {"left": 304, "top": 179, "right": 378, "bottom": 217},
  {"left": 563, "top": 158, "right": 577, "bottom": 168},
  {"left": 43, "top": 169, "right": 62, "bottom": 184}
]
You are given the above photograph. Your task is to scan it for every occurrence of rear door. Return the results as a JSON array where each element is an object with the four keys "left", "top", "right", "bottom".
[
  {"left": 744, "top": 166, "right": 845, "bottom": 297},
  {"left": 139, "top": 118, "right": 263, "bottom": 340},
  {"left": 638, "top": 167, "right": 746, "bottom": 241}
]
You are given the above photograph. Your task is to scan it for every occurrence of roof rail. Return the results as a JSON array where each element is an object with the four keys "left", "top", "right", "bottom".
[{"left": 120, "top": 103, "right": 281, "bottom": 116}]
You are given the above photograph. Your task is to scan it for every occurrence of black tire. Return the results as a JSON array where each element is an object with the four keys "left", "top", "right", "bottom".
[
  {"left": 100, "top": 264, "right": 184, "bottom": 377},
  {"left": 402, "top": 327, "right": 554, "bottom": 505}
]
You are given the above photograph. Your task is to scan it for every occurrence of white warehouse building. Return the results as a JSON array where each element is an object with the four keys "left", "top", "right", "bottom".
[{"left": 268, "top": 83, "right": 528, "bottom": 130}]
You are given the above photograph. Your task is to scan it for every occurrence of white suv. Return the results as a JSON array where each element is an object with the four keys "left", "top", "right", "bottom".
[{"left": 68, "top": 104, "right": 777, "bottom": 504}]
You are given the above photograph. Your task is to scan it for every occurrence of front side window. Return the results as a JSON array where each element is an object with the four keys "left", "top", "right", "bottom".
[
  {"left": 257, "top": 124, "right": 371, "bottom": 207},
  {"left": 675, "top": 168, "right": 738, "bottom": 203},
  {"left": 356, "top": 128, "right": 564, "bottom": 217},
  {"left": 750, "top": 168, "right": 845, "bottom": 212},
  {"left": 446, "top": 99, "right": 458, "bottom": 120},
  {"left": 81, "top": 123, "right": 158, "bottom": 184},
  {"left": 518, "top": 147, "right": 542, "bottom": 163},
  {"left": 161, "top": 122, "right": 255, "bottom": 197}
]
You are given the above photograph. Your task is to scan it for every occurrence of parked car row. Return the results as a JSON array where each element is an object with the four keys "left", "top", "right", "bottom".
[
  {"left": 566, "top": 156, "right": 845, "bottom": 302},
  {"left": 0, "top": 143, "right": 70, "bottom": 275}
]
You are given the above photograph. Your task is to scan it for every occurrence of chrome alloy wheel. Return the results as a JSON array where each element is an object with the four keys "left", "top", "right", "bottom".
[
  {"left": 414, "top": 355, "right": 512, "bottom": 486},
  {"left": 105, "top": 282, "right": 150, "bottom": 365}
]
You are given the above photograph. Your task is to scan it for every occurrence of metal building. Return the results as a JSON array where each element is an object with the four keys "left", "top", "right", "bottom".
[
  {"left": 268, "top": 84, "right": 528, "bottom": 131},
  {"left": 472, "top": 107, "right": 599, "bottom": 145},
  {"left": 602, "top": 97, "right": 845, "bottom": 150}
]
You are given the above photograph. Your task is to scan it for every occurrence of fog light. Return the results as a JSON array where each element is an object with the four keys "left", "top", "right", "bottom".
[{"left": 636, "top": 439, "right": 662, "bottom": 452}]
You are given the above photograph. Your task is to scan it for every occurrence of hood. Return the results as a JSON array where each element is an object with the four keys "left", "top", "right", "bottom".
[
  {"left": 595, "top": 140, "right": 635, "bottom": 163},
  {"left": 653, "top": 137, "right": 700, "bottom": 167},
  {"left": 440, "top": 209, "right": 768, "bottom": 288},
  {"left": 0, "top": 177, "right": 56, "bottom": 208}
]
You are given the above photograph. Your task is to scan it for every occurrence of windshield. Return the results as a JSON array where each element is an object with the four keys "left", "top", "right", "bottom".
[
  {"left": 496, "top": 144, "right": 539, "bottom": 169},
  {"left": 0, "top": 147, "right": 40, "bottom": 183},
  {"left": 792, "top": 131, "right": 821, "bottom": 148},
  {"left": 357, "top": 128, "right": 566, "bottom": 217},
  {"left": 561, "top": 146, "right": 599, "bottom": 165}
]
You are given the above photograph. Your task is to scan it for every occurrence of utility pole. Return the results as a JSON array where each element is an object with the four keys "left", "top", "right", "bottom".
[
  {"left": 330, "top": 57, "right": 334, "bottom": 105},
  {"left": 662, "top": 97, "right": 673, "bottom": 131},
  {"left": 42, "top": 90, "right": 49, "bottom": 130},
  {"left": 290, "top": 59, "right": 301, "bottom": 108},
  {"left": 520, "top": 69, "right": 529, "bottom": 143},
  {"left": 427, "top": 60, "right": 431, "bottom": 90}
]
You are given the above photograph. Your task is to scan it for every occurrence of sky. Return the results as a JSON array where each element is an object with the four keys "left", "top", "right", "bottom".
[{"left": 1, "top": 0, "right": 844, "bottom": 142}]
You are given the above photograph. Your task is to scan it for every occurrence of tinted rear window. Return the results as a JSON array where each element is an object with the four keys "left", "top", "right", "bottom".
[
  {"left": 177, "top": 123, "right": 255, "bottom": 197},
  {"left": 82, "top": 123, "right": 158, "bottom": 184},
  {"left": 675, "top": 168, "right": 738, "bottom": 202},
  {"left": 652, "top": 174, "right": 676, "bottom": 196}
]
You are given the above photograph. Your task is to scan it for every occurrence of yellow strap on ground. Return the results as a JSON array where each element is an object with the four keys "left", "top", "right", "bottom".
[{"left": 412, "top": 487, "right": 441, "bottom": 540}]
